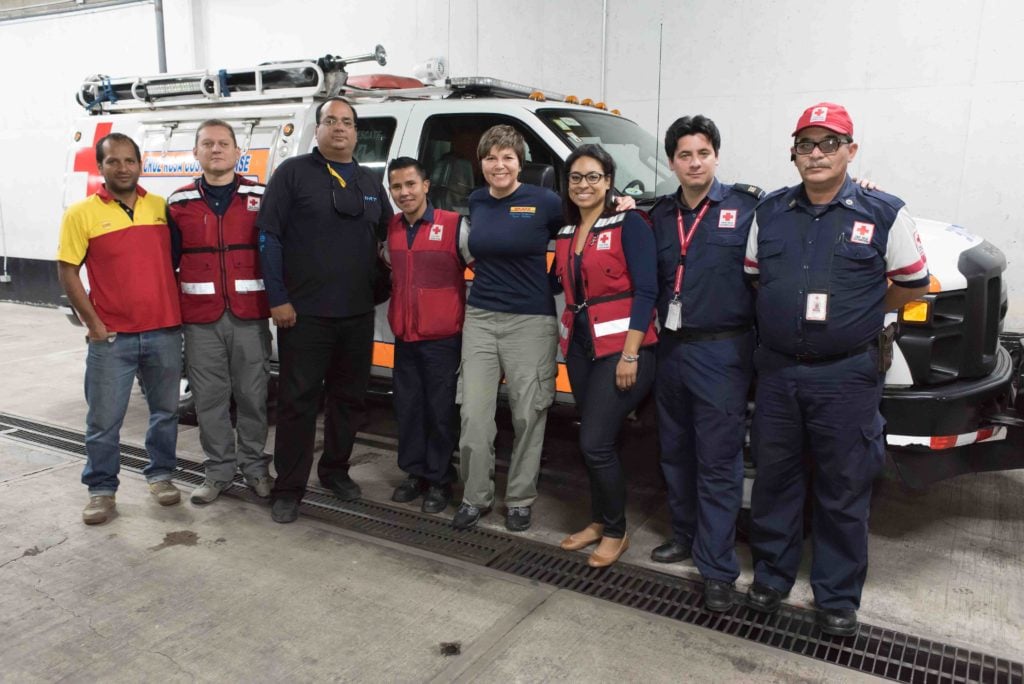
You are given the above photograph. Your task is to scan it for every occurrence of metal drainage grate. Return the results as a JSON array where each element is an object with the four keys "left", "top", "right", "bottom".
[{"left": 2, "top": 412, "right": 1021, "bottom": 684}]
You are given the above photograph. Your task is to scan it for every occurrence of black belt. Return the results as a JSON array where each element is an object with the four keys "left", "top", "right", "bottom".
[
  {"left": 662, "top": 325, "right": 751, "bottom": 343},
  {"left": 568, "top": 290, "right": 632, "bottom": 315},
  {"left": 770, "top": 342, "right": 873, "bottom": 364}
]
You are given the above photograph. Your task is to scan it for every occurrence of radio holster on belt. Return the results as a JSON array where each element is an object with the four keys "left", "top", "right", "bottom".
[{"left": 878, "top": 322, "right": 897, "bottom": 374}]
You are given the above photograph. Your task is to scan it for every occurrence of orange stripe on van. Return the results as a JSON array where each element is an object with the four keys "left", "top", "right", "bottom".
[
  {"left": 556, "top": 362, "right": 572, "bottom": 393},
  {"left": 372, "top": 341, "right": 395, "bottom": 368}
]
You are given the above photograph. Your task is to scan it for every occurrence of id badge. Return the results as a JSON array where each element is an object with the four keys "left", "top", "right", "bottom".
[
  {"left": 804, "top": 291, "right": 829, "bottom": 323},
  {"left": 665, "top": 299, "right": 682, "bottom": 331}
]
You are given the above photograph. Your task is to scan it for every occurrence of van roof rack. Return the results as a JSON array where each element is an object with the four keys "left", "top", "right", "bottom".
[
  {"left": 77, "top": 47, "right": 577, "bottom": 114},
  {"left": 77, "top": 45, "right": 388, "bottom": 113}
]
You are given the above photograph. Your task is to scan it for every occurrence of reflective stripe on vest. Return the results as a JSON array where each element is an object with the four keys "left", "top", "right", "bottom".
[
  {"left": 235, "top": 279, "right": 265, "bottom": 293},
  {"left": 181, "top": 281, "right": 216, "bottom": 295}
]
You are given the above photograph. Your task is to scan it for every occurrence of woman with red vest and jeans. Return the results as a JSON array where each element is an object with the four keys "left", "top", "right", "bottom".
[{"left": 553, "top": 144, "right": 658, "bottom": 568}]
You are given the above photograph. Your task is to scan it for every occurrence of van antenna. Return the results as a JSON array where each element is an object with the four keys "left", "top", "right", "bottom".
[{"left": 654, "top": 21, "right": 664, "bottom": 193}]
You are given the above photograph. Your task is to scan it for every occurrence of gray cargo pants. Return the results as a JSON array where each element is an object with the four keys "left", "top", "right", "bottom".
[
  {"left": 184, "top": 312, "right": 272, "bottom": 484},
  {"left": 458, "top": 307, "right": 558, "bottom": 509}
]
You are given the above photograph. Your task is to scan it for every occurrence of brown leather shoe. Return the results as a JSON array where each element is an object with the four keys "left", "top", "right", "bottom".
[
  {"left": 560, "top": 523, "right": 604, "bottom": 551},
  {"left": 587, "top": 533, "right": 630, "bottom": 568}
]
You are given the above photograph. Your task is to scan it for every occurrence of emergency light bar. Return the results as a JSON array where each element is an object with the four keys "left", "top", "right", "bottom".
[{"left": 447, "top": 77, "right": 567, "bottom": 102}]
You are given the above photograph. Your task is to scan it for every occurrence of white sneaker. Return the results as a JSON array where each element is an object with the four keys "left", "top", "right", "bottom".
[
  {"left": 246, "top": 475, "right": 273, "bottom": 498},
  {"left": 189, "top": 480, "right": 226, "bottom": 505}
]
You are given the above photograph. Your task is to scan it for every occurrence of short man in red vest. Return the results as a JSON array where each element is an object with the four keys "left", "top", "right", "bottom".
[
  {"left": 385, "top": 157, "right": 472, "bottom": 513},
  {"left": 168, "top": 119, "right": 273, "bottom": 504}
]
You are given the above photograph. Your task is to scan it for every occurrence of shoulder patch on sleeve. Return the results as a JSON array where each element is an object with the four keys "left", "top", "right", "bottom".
[{"left": 732, "top": 183, "right": 765, "bottom": 200}]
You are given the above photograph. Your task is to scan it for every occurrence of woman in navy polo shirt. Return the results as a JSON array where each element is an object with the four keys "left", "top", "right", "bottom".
[
  {"left": 552, "top": 144, "right": 658, "bottom": 567},
  {"left": 452, "top": 125, "right": 562, "bottom": 532}
]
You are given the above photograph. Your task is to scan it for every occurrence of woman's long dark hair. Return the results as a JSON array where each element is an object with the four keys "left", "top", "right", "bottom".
[{"left": 561, "top": 143, "right": 617, "bottom": 226}]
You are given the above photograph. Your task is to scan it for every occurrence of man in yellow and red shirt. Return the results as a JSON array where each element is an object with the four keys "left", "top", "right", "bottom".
[{"left": 57, "top": 132, "right": 184, "bottom": 525}]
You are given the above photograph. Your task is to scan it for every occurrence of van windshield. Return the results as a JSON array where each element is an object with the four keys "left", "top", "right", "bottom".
[{"left": 537, "top": 108, "right": 677, "bottom": 204}]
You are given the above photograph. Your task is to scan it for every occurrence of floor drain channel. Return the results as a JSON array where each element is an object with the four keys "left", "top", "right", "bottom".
[{"left": 2, "top": 412, "right": 1022, "bottom": 684}]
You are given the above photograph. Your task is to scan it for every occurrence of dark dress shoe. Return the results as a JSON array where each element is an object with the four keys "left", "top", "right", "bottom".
[
  {"left": 392, "top": 476, "right": 424, "bottom": 503},
  {"left": 650, "top": 540, "right": 692, "bottom": 563},
  {"left": 271, "top": 497, "right": 300, "bottom": 524},
  {"left": 452, "top": 503, "right": 487, "bottom": 530},
  {"left": 746, "top": 582, "right": 786, "bottom": 614},
  {"left": 421, "top": 484, "right": 452, "bottom": 514},
  {"left": 505, "top": 506, "right": 532, "bottom": 532},
  {"left": 322, "top": 474, "right": 361, "bottom": 502},
  {"left": 704, "top": 579, "right": 736, "bottom": 612},
  {"left": 816, "top": 607, "right": 858, "bottom": 637}
]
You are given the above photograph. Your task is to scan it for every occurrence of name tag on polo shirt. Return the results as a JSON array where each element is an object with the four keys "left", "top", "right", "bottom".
[{"left": 805, "top": 292, "right": 829, "bottom": 323}]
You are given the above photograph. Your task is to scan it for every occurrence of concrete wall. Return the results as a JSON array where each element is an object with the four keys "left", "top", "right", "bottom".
[{"left": 1, "top": 0, "right": 1023, "bottom": 324}]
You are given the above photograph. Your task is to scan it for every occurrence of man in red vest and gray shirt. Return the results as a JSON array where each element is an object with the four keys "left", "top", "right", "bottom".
[
  {"left": 168, "top": 119, "right": 273, "bottom": 504},
  {"left": 385, "top": 157, "right": 472, "bottom": 513}
]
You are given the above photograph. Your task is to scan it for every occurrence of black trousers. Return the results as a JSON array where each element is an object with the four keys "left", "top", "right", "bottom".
[
  {"left": 565, "top": 339, "right": 656, "bottom": 538},
  {"left": 393, "top": 335, "right": 460, "bottom": 485},
  {"left": 271, "top": 312, "right": 374, "bottom": 500}
]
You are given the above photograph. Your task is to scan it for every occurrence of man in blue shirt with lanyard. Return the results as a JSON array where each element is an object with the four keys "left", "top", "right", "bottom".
[
  {"left": 743, "top": 103, "right": 930, "bottom": 636},
  {"left": 649, "top": 115, "right": 763, "bottom": 612}
]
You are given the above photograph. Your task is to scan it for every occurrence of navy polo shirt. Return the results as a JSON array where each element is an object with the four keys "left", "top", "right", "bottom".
[
  {"left": 651, "top": 178, "right": 762, "bottom": 331},
  {"left": 258, "top": 147, "right": 392, "bottom": 317},
  {"left": 466, "top": 183, "right": 563, "bottom": 316},
  {"left": 749, "top": 176, "right": 929, "bottom": 357}
]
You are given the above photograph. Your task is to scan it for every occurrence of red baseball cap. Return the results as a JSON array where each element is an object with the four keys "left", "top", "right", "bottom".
[{"left": 792, "top": 102, "right": 854, "bottom": 137}]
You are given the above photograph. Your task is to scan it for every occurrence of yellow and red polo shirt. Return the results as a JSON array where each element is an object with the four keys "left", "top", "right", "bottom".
[{"left": 57, "top": 185, "right": 181, "bottom": 333}]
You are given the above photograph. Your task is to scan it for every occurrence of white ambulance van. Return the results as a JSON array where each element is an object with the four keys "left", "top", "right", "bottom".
[{"left": 62, "top": 46, "right": 1023, "bottom": 489}]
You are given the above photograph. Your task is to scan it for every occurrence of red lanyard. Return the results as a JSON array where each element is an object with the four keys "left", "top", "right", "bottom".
[{"left": 672, "top": 200, "right": 711, "bottom": 297}]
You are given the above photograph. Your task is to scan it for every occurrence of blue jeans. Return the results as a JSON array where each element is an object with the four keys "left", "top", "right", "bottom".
[{"left": 82, "top": 327, "right": 183, "bottom": 495}]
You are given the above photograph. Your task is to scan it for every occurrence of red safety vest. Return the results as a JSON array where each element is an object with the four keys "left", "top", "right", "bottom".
[
  {"left": 386, "top": 208, "right": 465, "bottom": 342},
  {"left": 554, "top": 211, "right": 658, "bottom": 359},
  {"left": 167, "top": 177, "right": 270, "bottom": 324}
]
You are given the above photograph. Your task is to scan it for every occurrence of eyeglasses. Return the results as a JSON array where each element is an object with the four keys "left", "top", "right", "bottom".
[
  {"left": 568, "top": 172, "right": 607, "bottom": 185},
  {"left": 793, "top": 136, "right": 850, "bottom": 156},
  {"left": 320, "top": 116, "right": 356, "bottom": 129}
]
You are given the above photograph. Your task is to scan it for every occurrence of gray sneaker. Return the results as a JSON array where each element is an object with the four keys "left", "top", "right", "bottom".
[
  {"left": 246, "top": 475, "right": 273, "bottom": 498},
  {"left": 149, "top": 480, "right": 181, "bottom": 506},
  {"left": 83, "top": 495, "right": 116, "bottom": 525},
  {"left": 190, "top": 480, "right": 228, "bottom": 505}
]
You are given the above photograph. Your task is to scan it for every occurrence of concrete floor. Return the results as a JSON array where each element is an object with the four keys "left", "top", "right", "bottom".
[{"left": 1, "top": 301, "right": 1022, "bottom": 681}]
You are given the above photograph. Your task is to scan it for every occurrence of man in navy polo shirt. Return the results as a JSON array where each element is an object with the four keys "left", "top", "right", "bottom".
[
  {"left": 648, "top": 115, "right": 763, "bottom": 613},
  {"left": 742, "top": 103, "right": 930, "bottom": 637}
]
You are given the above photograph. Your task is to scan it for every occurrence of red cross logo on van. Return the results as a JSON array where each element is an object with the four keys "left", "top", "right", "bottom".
[{"left": 72, "top": 122, "right": 113, "bottom": 196}]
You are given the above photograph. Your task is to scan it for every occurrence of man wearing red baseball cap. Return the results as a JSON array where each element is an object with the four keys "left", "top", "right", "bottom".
[{"left": 742, "top": 102, "right": 931, "bottom": 637}]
